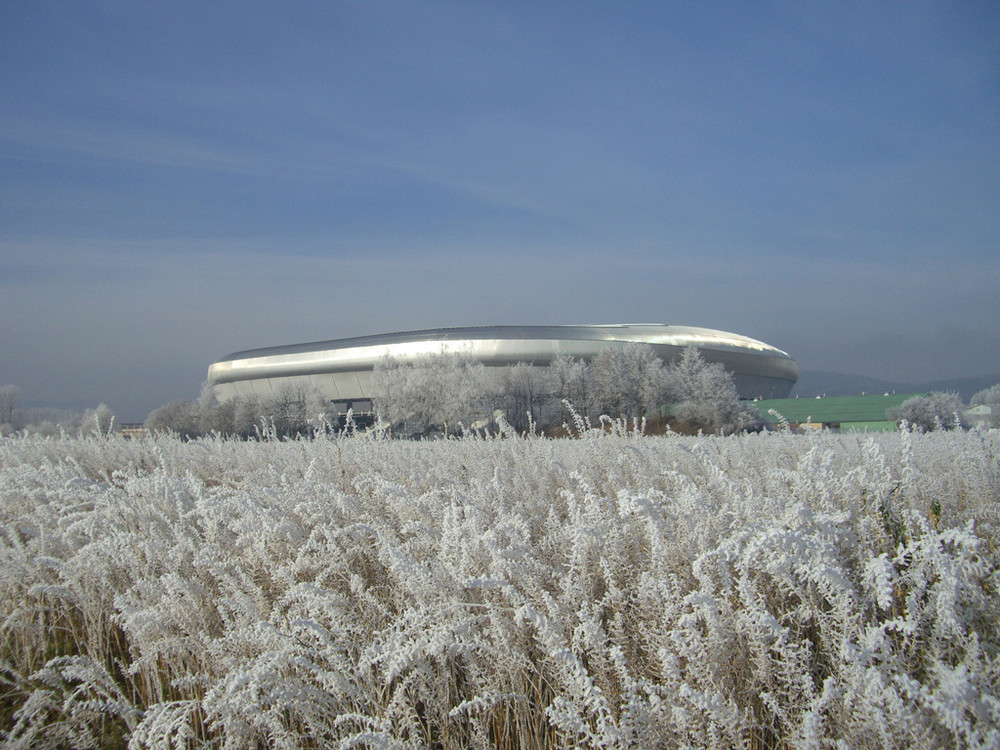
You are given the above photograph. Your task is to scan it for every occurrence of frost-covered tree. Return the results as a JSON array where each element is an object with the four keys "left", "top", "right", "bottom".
[
  {"left": 495, "top": 362, "right": 552, "bottom": 432},
  {"left": 194, "top": 383, "right": 238, "bottom": 435},
  {"left": 0, "top": 384, "right": 22, "bottom": 434},
  {"left": 665, "top": 346, "right": 762, "bottom": 434},
  {"left": 433, "top": 355, "right": 493, "bottom": 433},
  {"left": 145, "top": 399, "right": 200, "bottom": 437},
  {"left": 549, "top": 353, "right": 592, "bottom": 422},
  {"left": 371, "top": 355, "right": 406, "bottom": 429},
  {"left": 892, "top": 391, "right": 966, "bottom": 431},
  {"left": 230, "top": 394, "right": 263, "bottom": 437},
  {"left": 80, "top": 403, "right": 116, "bottom": 436},
  {"left": 264, "top": 383, "right": 330, "bottom": 436},
  {"left": 590, "top": 344, "right": 667, "bottom": 420},
  {"left": 373, "top": 352, "right": 494, "bottom": 435},
  {"left": 372, "top": 354, "right": 424, "bottom": 434},
  {"left": 17, "top": 407, "right": 84, "bottom": 436},
  {"left": 372, "top": 344, "right": 766, "bottom": 436},
  {"left": 970, "top": 384, "right": 1000, "bottom": 428},
  {"left": 143, "top": 382, "right": 330, "bottom": 440},
  {"left": 590, "top": 348, "right": 625, "bottom": 418},
  {"left": 0, "top": 384, "right": 20, "bottom": 424}
]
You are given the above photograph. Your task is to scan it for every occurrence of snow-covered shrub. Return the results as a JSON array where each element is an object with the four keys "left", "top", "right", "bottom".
[
  {"left": 892, "top": 392, "right": 966, "bottom": 432},
  {"left": 0, "top": 427, "right": 996, "bottom": 748},
  {"left": 665, "top": 346, "right": 763, "bottom": 434}
]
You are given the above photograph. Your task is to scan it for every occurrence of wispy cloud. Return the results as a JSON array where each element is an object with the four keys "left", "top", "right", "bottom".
[{"left": 1, "top": 2, "right": 997, "bottom": 417}]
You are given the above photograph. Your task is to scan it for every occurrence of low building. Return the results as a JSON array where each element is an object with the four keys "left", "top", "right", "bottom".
[{"left": 118, "top": 424, "right": 148, "bottom": 439}]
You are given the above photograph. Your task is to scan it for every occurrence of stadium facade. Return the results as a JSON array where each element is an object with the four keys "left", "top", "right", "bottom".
[{"left": 207, "top": 324, "right": 799, "bottom": 414}]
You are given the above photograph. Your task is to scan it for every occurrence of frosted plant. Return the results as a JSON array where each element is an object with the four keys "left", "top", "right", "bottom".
[
  {"left": 891, "top": 392, "right": 967, "bottom": 432},
  {"left": 0, "top": 427, "right": 997, "bottom": 748},
  {"left": 3, "top": 655, "right": 140, "bottom": 749}
]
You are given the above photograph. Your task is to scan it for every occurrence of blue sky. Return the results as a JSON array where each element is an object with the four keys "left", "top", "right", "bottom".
[{"left": 2, "top": 1, "right": 998, "bottom": 421}]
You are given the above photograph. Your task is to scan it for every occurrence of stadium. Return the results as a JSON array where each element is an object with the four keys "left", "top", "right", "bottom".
[{"left": 207, "top": 324, "right": 799, "bottom": 414}]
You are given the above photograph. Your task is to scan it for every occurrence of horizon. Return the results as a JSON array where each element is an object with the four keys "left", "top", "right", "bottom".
[
  {"left": 3, "top": 2, "right": 998, "bottom": 422},
  {"left": 12, "top": 358, "right": 1000, "bottom": 425}
]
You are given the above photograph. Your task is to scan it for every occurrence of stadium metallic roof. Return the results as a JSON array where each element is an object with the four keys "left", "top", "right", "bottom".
[{"left": 208, "top": 324, "right": 800, "bottom": 401}]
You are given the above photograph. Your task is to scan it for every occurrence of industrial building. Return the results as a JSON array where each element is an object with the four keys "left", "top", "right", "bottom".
[{"left": 207, "top": 324, "right": 800, "bottom": 413}]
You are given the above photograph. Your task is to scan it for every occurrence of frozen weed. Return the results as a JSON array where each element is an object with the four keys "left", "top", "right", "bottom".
[{"left": 0, "top": 428, "right": 997, "bottom": 748}]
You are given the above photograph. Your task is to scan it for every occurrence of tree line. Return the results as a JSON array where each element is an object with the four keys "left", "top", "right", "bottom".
[
  {"left": 5, "top": 350, "right": 997, "bottom": 439},
  {"left": 371, "top": 345, "right": 764, "bottom": 436},
  {"left": 137, "top": 364, "right": 1000, "bottom": 438},
  {"left": 144, "top": 345, "right": 764, "bottom": 438},
  {"left": 0, "top": 384, "right": 115, "bottom": 437},
  {"left": 891, "top": 386, "right": 1000, "bottom": 432}
]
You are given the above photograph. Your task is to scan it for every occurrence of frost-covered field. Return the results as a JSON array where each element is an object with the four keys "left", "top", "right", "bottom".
[{"left": 1, "top": 428, "right": 998, "bottom": 749}]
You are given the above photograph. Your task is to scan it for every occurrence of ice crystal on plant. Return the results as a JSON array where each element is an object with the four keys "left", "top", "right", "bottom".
[{"left": 0, "top": 427, "right": 997, "bottom": 748}]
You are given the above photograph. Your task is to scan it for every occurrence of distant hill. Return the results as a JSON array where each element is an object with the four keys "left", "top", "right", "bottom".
[{"left": 792, "top": 371, "right": 1000, "bottom": 402}]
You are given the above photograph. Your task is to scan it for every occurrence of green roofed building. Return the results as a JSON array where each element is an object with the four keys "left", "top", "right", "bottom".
[{"left": 751, "top": 393, "right": 925, "bottom": 432}]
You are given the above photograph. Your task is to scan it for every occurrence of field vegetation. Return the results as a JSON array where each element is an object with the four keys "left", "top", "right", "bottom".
[{"left": 0, "top": 423, "right": 998, "bottom": 748}]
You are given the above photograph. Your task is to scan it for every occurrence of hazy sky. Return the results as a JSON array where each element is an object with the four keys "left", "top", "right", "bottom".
[{"left": 2, "top": 1, "right": 998, "bottom": 421}]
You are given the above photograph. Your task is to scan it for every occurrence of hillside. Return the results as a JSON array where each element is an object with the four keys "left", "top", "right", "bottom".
[{"left": 792, "top": 370, "right": 1000, "bottom": 401}]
